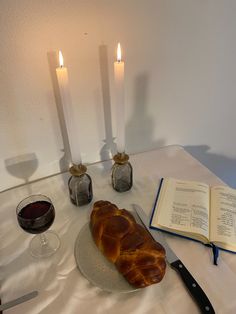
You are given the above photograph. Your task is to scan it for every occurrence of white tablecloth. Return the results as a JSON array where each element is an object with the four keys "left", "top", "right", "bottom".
[{"left": 1, "top": 145, "right": 235, "bottom": 314}]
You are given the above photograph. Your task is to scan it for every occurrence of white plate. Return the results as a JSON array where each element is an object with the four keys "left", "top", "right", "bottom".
[{"left": 74, "top": 222, "right": 139, "bottom": 293}]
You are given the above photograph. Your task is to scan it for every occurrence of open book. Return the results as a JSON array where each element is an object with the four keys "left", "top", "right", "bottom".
[{"left": 150, "top": 178, "right": 236, "bottom": 255}]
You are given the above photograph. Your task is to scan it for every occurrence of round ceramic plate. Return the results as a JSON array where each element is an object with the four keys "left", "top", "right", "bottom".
[{"left": 74, "top": 223, "right": 139, "bottom": 293}]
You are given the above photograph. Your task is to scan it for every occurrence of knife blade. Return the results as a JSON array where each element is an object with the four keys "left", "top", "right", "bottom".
[
  {"left": 133, "top": 204, "right": 215, "bottom": 314},
  {"left": 0, "top": 290, "right": 38, "bottom": 311}
]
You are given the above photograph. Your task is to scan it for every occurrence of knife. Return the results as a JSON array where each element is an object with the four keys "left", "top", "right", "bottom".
[
  {"left": 0, "top": 290, "right": 38, "bottom": 311},
  {"left": 133, "top": 204, "right": 215, "bottom": 314}
]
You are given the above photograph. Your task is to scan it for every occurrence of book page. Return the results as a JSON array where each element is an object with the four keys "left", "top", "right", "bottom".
[
  {"left": 152, "top": 178, "right": 210, "bottom": 240},
  {"left": 210, "top": 186, "right": 236, "bottom": 248}
]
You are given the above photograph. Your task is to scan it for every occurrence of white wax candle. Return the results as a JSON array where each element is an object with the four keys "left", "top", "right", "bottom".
[
  {"left": 114, "top": 43, "right": 125, "bottom": 153},
  {"left": 56, "top": 51, "right": 82, "bottom": 165}
]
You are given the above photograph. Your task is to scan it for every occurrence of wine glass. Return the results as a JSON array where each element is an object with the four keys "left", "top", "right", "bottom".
[{"left": 16, "top": 194, "right": 60, "bottom": 258}]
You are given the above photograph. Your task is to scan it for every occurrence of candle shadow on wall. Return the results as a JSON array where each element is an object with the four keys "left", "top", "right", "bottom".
[
  {"left": 184, "top": 145, "right": 236, "bottom": 188},
  {"left": 126, "top": 73, "right": 165, "bottom": 154},
  {"left": 98, "top": 44, "right": 116, "bottom": 170},
  {"left": 47, "top": 51, "right": 71, "bottom": 181},
  {"left": 4, "top": 153, "right": 38, "bottom": 194}
]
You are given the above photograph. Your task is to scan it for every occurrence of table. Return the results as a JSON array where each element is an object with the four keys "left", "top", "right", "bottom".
[{"left": 0, "top": 145, "right": 235, "bottom": 314}]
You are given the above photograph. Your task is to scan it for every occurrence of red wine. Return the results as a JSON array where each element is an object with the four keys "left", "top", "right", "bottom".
[{"left": 17, "top": 201, "right": 55, "bottom": 234}]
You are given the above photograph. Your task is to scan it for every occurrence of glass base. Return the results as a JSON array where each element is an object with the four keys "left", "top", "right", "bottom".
[
  {"left": 29, "top": 231, "right": 60, "bottom": 258},
  {"left": 113, "top": 179, "right": 132, "bottom": 192},
  {"left": 68, "top": 174, "right": 93, "bottom": 207},
  {"left": 111, "top": 160, "right": 133, "bottom": 192}
]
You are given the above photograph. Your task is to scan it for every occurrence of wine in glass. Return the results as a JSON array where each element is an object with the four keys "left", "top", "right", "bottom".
[{"left": 16, "top": 195, "right": 60, "bottom": 258}]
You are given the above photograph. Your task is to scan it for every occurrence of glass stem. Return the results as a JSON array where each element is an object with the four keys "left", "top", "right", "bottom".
[{"left": 40, "top": 233, "right": 48, "bottom": 246}]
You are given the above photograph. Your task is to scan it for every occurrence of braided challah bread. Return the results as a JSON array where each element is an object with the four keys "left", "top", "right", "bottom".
[{"left": 90, "top": 200, "right": 166, "bottom": 288}]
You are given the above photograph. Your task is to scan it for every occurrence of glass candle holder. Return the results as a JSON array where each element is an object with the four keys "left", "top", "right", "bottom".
[
  {"left": 112, "top": 153, "right": 133, "bottom": 192},
  {"left": 68, "top": 164, "right": 93, "bottom": 206}
]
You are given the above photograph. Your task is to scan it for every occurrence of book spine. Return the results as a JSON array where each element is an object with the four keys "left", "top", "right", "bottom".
[{"left": 149, "top": 178, "right": 164, "bottom": 227}]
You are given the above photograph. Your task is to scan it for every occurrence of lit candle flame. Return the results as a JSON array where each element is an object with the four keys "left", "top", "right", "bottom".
[
  {"left": 117, "top": 43, "right": 122, "bottom": 62},
  {"left": 59, "top": 50, "right": 64, "bottom": 67}
]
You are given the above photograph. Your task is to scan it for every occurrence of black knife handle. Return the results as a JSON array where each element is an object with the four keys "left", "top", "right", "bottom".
[{"left": 171, "top": 260, "right": 215, "bottom": 314}]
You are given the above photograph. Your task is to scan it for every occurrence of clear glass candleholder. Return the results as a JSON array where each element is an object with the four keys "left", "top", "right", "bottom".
[
  {"left": 112, "top": 153, "right": 133, "bottom": 192},
  {"left": 68, "top": 164, "right": 93, "bottom": 206}
]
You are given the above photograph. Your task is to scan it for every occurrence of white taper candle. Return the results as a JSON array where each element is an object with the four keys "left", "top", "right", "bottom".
[
  {"left": 56, "top": 51, "right": 82, "bottom": 165},
  {"left": 114, "top": 43, "right": 125, "bottom": 153}
]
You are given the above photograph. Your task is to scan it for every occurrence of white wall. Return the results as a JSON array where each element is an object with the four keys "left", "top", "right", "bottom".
[{"left": 1, "top": 0, "right": 236, "bottom": 191}]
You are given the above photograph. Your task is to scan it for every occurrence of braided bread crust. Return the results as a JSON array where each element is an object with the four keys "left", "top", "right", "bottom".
[{"left": 90, "top": 200, "right": 166, "bottom": 288}]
